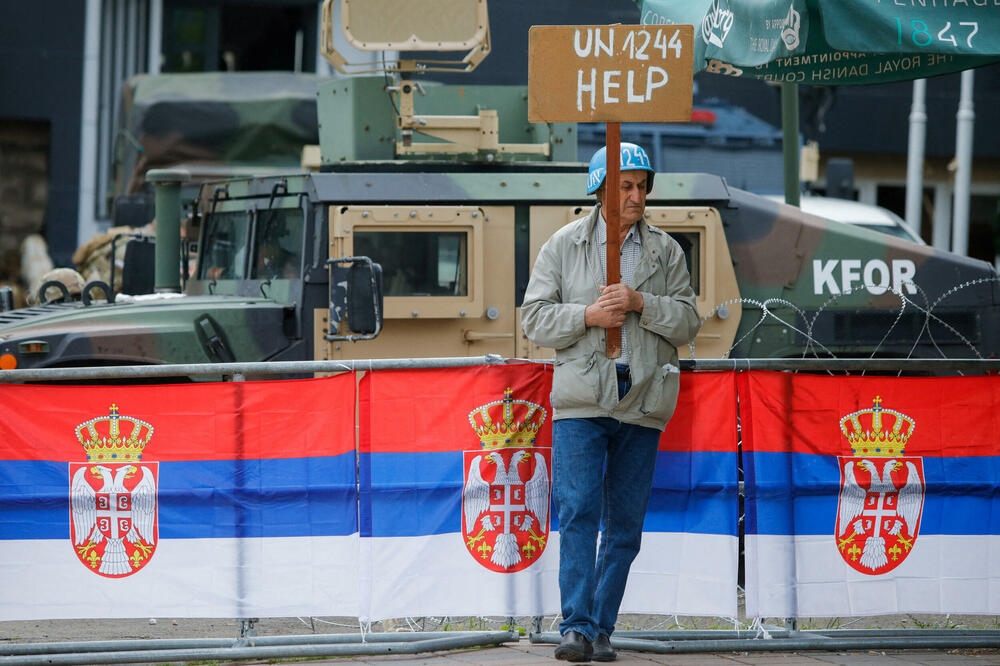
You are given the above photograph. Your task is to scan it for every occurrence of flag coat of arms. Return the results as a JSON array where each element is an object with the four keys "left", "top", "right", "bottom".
[
  {"left": 69, "top": 404, "right": 159, "bottom": 577},
  {"left": 357, "top": 363, "right": 560, "bottom": 622},
  {"left": 834, "top": 397, "right": 924, "bottom": 575},
  {"left": 741, "top": 371, "right": 1000, "bottom": 618},
  {"left": 461, "top": 389, "right": 551, "bottom": 573},
  {"left": 0, "top": 377, "right": 360, "bottom": 621},
  {"left": 70, "top": 461, "right": 159, "bottom": 577}
]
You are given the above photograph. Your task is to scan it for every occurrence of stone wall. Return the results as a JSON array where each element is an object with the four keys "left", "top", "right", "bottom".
[{"left": 0, "top": 119, "right": 50, "bottom": 288}]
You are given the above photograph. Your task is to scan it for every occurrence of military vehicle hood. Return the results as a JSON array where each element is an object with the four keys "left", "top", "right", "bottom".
[{"left": 0, "top": 294, "right": 294, "bottom": 370}]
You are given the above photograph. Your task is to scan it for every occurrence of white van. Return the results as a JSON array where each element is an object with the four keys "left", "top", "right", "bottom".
[{"left": 765, "top": 195, "right": 926, "bottom": 245}]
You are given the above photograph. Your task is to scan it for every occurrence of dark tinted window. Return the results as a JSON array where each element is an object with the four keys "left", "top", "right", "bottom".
[
  {"left": 198, "top": 211, "right": 250, "bottom": 280},
  {"left": 354, "top": 231, "right": 467, "bottom": 297},
  {"left": 667, "top": 231, "right": 700, "bottom": 296},
  {"left": 252, "top": 209, "right": 304, "bottom": 279}
]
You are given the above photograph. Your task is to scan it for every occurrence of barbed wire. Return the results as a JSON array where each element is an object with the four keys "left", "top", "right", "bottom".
[{"left": 689, "top": 276, "right": 999, "bottom": 369}]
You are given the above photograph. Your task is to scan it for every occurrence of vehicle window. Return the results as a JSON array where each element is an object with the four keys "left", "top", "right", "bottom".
[
  {"left": 252, "top": 209, "right": 304, "bottom": 279},
  {"left": 667, "top": 231, "right": 700, "bottom": 296},
  {"left": 198, "top": 211, "right": 250, "bottom": 280},
  {"left": 353, "top": 230, "right": 468, "bottom": 297}
]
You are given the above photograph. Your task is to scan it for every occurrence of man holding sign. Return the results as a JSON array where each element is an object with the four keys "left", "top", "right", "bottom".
[{"left": 521, "top": 143, "right": 700, "bottom": 662}]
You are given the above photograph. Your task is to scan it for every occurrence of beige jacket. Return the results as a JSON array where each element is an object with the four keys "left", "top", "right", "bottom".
[{"left": 521, "top": 206, "right": 701, "bottom": 430}]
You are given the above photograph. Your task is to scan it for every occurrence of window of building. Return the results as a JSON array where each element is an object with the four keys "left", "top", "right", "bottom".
[
  {"left": 162, "top": 1, "right": 316, "bottom": 73},
  {"left": 969, "top": 194, "right": 1000, "bottom": 268},
  {"left": 95, "top": 0, "right": 152, "bottom": 222},
  {"left": 876, "top": 184, "right": 933, "bottom": 242},
  {"left": 878, "top": 184, "right": 998, "bottom": 264}
]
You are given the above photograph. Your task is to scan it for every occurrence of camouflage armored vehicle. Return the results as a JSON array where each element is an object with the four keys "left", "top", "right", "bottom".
[
  {"left": 0, "top": 0, "right": 997, "bottom": 378},
  {"left": 107, "top": 70, "right": 323, "bottom": 228},
  {"left": 115, "top": 71, "right": 321, "bottom": 197}
]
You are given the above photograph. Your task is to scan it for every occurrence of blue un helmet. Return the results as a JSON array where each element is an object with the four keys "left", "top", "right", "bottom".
[{"left": 586, "top": 142, "right": 655, "bottom": 195}]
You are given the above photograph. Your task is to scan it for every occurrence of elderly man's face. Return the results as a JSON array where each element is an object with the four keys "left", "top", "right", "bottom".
[{"left": 600, "top": 170, "right": 648, "bottom": 232}]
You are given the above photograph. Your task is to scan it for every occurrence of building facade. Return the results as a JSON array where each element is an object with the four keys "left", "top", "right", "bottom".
[{"left": 1, "top": 0, "right": 997, "bottom": 275}]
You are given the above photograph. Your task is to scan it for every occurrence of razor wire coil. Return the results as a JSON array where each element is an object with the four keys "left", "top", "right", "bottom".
[{"left": 688, "top": 276, "right": 999, "bottom": 371}]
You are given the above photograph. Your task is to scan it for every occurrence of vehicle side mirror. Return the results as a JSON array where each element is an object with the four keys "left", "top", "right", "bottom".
[{"left": 327, "top": 256, "right": 383, "bottom": 341}]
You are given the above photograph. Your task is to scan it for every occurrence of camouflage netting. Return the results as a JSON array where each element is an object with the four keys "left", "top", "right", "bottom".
[{"left": 114, "top": 72, "right": 322, "bottom": 197}]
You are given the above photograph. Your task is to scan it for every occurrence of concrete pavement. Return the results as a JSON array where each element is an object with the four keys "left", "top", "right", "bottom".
[
  {"left": 3, "top": 617, "right": 1000, "bottom": 665},
  {"left": 252, "top": 638, "right": 1000, "bottom": 665}
]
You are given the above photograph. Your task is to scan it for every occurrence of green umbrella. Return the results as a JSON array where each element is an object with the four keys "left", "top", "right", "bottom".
[
  {"left": 638, "top": 0, "right": 1000, "bottom": 204},
  {"left": 639, "top": 0, "right": 1000, "bottom": 84}
]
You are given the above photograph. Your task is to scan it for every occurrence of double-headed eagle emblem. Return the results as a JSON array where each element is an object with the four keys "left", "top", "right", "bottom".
[
  {"left": 835, "top": 396, "right": 924, "bottom": 575},
  {"left": 69, "top": 404, "right": 158, "bottom": 577},
  {"left": 462, "top": 388, "right": 551, "bottom": 572}
]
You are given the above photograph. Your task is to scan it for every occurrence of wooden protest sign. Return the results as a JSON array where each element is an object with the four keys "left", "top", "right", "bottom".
[
  {"left": 527, "top": 25, "right": 694, "bottom": 124},
  {"left": 527, "top": 24, "right": 694, "bottom": 357}
]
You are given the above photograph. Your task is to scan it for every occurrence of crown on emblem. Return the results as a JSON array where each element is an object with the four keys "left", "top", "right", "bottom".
[
  {"left": 468, "top": 387, "right": 546, "bottom": 449},
  {"left": 839, "top": 395, "right": 914, "bottom": 457},
  {"left": 75, "top": 404, "right": 154, "bottom": 462}
]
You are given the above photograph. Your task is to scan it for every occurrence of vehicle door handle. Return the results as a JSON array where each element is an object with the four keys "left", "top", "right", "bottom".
[{"left": 463, "top": 331, "right": 515, "bottom": 342}]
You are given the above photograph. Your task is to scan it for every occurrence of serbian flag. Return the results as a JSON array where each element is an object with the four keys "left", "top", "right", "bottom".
[
  {"left": 0, "top": 376, "right": 359, "bottom": 620},
  {"left": 357, "top": 362, "right": 560, "bottom": 621},
  {"left": 620, "top": 371, "right": 740, "bottom": 618},
  {"left": 357, "top": 363, "right": 739, "bottom": 621},
  {"left": 741, "top": 371, "right": 1000, "bottom": 618}
]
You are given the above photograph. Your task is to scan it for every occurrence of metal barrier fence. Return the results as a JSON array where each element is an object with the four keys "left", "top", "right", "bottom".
[
  {"left": 1, "top": 356, "right": 998, "bottom": 664},
  {"left": 1, "top": 354, "right": 998, "bottom": 383}
]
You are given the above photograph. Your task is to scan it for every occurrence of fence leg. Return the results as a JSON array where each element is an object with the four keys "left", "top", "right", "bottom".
[{"left": 240, "top": 617, "right": 259, "bottom": 638}]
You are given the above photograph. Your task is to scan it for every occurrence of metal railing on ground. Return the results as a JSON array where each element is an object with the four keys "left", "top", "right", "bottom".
[
  {"left": 0, "top": 630, "right": 520, "bottom": 665},
  {"left": 530, "top": 629, "right": 1000, "bottom": 654}
]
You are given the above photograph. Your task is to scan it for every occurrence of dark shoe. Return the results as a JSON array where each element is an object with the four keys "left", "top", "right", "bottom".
[
  {"left": 592, "top": 634, "right": 617, "bottom": 662},
  {"left": 554, "top": 630, "right": 593, "bottom": 662}
]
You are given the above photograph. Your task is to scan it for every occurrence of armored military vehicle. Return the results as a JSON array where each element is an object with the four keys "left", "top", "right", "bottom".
[{"left": 0, "top": 0, "right": 997, "bottom": 378}]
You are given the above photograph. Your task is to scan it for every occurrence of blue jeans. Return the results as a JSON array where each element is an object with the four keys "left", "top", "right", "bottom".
[{"left": 552, "top": 403, "right": 660, "bottom": 641}]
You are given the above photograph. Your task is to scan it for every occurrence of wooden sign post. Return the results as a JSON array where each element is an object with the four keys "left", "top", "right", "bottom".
[
  {"left": 527, "top": 24, "right": 694, "bottom": 357},
  {"left": 605, "top": 121, "right": 621, "bottom": 357}
]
